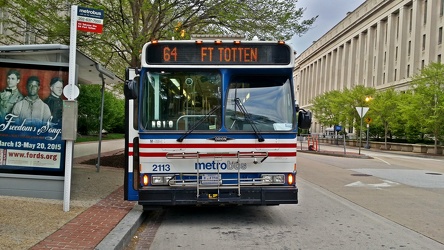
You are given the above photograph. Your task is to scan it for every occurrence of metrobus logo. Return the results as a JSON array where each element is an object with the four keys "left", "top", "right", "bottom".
[{"left": 195, "top": 161, "right": 247, "bottom": 170}]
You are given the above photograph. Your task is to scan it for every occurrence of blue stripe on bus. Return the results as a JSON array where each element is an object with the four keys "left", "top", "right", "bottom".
[
  {"left": 126, "top": 172, "right": 139, "bottom": 201},
  {"left": 137, "top": 133, "right": 297, "bottom": 140}
]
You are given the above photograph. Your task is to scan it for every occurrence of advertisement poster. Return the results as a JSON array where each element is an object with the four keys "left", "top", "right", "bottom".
[{"left": 0, "top": 62, "right": 68, "bottom": 176}]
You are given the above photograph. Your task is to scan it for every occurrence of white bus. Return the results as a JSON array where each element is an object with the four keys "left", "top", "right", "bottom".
[{"left": 123, "top": 37, "right": 311, "bottom": 209}]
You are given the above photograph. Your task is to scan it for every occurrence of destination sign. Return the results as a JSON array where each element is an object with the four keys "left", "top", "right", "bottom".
[{"left": 145, "top": 42, "right": 291, "bottom": 65}]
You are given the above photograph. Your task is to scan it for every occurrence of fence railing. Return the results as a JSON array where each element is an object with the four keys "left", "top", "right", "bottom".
[{"left": 317, "top": 138, "right": 444, "bottom": 156}]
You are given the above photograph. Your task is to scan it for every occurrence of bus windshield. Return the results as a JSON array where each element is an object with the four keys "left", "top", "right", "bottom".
[
  {"left": 141, "top": 70, "right": 222, "bottom": 131},
  {"left": 225, "top": 75, "right": 294, "bottom": 132}
]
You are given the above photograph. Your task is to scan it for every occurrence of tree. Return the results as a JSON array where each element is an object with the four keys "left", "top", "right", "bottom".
[
  {"left": 395, "top": 90, "right": 421, "bottom": 141},
  {"left": 311, "top": 85, "right": 376, "bottom": 140},
  {"left": 408, "top": 62, "right": 444, "bottom": 153},
  {"left": 311, "top": 90, "right": 343, "bottom": 128},
  {"left": 1, "top": 0, "right": 317, "bottom": 76},
  {"left": 77, "top": 84, "right": 124, "bottom": 135},
  {"left": 343, "top": 85, "right": 375, "bottom": 138},
  {"left": 368, "top": 88, "right": 400, "bottom": 149}
]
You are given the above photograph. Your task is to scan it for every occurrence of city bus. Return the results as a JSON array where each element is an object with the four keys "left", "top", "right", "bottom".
[{"left": 123, "top": 36, "right": 311, "bottom": 209}]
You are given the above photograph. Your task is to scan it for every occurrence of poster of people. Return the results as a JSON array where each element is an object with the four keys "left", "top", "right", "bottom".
[{"left": 0, "top": 63, "right": 68, "bottom": 176}]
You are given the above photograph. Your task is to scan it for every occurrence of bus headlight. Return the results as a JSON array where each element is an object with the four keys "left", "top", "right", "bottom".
[
  {"left": 152, "top": 176, "right": 164, "bottom": 185},
  {"left": 261, "top": 174, "right": 285, "bottom": 184},
  {"left": 273, "top": 175, "right": 284, "bottom": 183},
  {"left": 151, "top": 175, "right": 172, "bottom": 185},
  {"left": 263, "top": 175, "right": 272, "bottom": 183}
]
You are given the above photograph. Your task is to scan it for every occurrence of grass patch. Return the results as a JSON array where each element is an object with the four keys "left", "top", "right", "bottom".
[{"left": 75, "top": 133, "right": 124, "bottom": 143}]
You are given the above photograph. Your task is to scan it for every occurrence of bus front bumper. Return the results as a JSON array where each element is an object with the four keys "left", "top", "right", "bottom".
[{"left": 138, "top": 186, "right": 298, "bottom": 207}]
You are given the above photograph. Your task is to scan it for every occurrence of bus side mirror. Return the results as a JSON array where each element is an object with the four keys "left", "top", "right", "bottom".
[
  {"left": 294, "top": 101, "right": 300, "bottom": 112},
  {"left": 124, "top": 67, "right": 139, "bottom": 99},
  {"left": 298, "top": 109, "right": 312, "bottom": 129},
  {"left": 124, "top": 78, "right": 139, "bottom": 99}
]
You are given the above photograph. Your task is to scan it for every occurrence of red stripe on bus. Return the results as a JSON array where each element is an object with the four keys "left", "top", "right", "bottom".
[
  {"left": 137, "top": 152, "right": 296, "bottom": 158},
  {"left": 131, "top": 143, "right": 296, "bottom": 149}
]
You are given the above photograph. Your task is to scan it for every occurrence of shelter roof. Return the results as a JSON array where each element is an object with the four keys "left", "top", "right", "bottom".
[{"left": 0, "top": 44, "right": 121, "bottom": 85}]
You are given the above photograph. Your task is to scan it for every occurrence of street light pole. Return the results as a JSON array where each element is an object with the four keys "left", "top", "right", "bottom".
[
  {"left": 365, "top": 123, "right": 370, "bottom": 149},
  {"left": 356, "top": 103, "right": 370, "bottom": 155},
  {"left": 359, "top": 106, "right": 363, "bottom": 155}
]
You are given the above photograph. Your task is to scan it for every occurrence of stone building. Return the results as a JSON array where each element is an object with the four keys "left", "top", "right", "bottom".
[{"left": 294, "top": 0, "right": 444, "bottom": 133}]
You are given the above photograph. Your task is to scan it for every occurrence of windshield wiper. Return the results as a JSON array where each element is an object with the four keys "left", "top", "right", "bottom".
[
  {"left": 177, "top": 105, "right": 221, "bottom": 142},
  {"left": 234, "top": 98, "right": 265, "bottom": 142}
]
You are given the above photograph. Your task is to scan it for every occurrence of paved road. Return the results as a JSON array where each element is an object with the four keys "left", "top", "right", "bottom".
[
  {"left": 298, "top": 148, "right": 444, "bottom": 245},
  {"left": 134, "top": 178, "right": 442, "bottom": 250},
  {"left": 128, "top": 146, "right": 444, "bottom": 249}
]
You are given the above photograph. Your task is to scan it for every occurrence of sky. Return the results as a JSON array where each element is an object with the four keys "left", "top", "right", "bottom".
[{"left": 289, "top": 0, "right": 367, "bottom": 54}]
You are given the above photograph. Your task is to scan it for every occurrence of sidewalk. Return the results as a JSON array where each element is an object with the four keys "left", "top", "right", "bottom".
[
  {"left": 0, "top": 139, "right": 145, "bottom": 250},
  {"left": 299, "top": 142, "right": 444, "bottom": 159}
]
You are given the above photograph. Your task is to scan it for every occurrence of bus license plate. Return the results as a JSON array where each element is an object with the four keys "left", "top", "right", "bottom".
[{"left": 202, "top": 174, "right": 220, "bottom": 185}]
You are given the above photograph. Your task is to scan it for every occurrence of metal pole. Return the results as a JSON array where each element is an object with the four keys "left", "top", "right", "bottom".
[
  {"left": 365, "top": 123, "right": 370, "bottom": 149},
  {"left": 64, "top": 4, "right": 78, "bottom": 212},
  {"left": 96, "top": 73, "right": 105, "bottom": 172},
  {"left": 94, "top": 63, "right": 115, "bottom": 172},
  {"left": 359, "top": 106, "right": 363, "bottom": 155}
]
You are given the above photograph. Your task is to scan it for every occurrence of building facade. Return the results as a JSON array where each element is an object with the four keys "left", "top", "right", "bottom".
[{"left": 294, "top": 0, "right": 444, "bottom": 133}]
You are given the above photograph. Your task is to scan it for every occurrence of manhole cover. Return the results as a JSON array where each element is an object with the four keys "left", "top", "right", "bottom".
[
  {"left": 351, "top": 173, "right": 372, "bottom": 177},
  {"left": 426, "top": 172, "right": 442, "bottom": 175}
]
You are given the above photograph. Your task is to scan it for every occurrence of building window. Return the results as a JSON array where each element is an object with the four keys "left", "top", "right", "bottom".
[
  {"left": 438, "top": 54, "right": 442, "bottom": 63},
  {"left": 395, "top": 46, "right": 398, "bottom": 61},
  {"left": 0, "top": 8, "right": 6, "bottom": 35},
  {"left": 424, "top": 0, "right": 428, "bottom": 24},
  {"left": 24, "top": 22, "right": 36, "bottom": 45},
  {"left": 421, "top": 60, "right": 425, "bottom": 69},
  {"left": 384, "top": 52, "right": 387, "bottom": 65},
  {"left": 441, "top": 0, "right": 444, "bottom": 16},
  {"left": 423, "top": 34, "right": 426, "bottom": 50},
  {"left": 408, "top": 41, "right": 411, "bottom": 56},
  {"left": 439, "top": 27, "right": 443, "bottom": 44},
  {"left": 407, "top": 65, "right": 410, "bottom": 77},
  {"left": 409, "top": 8, "right": 413, "bottom": 31}
]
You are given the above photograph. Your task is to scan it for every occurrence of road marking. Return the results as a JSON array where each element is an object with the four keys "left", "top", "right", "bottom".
[
  {"left": 373, "top": 156, "right": 391, "bottom": 165},
  {"left": 345, "top": 180, "right": 400, "bottom": 189},
  {"left": 367, "top": 153, "right": 444, "bottom": 162},
  {"left": 351, "top": 169, "right": 444, "bottom": 188}
]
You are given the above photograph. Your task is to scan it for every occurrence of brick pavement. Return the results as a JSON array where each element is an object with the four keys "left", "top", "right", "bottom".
[{"left": 31, "top": 186, "right": 136, "bottom": 250}]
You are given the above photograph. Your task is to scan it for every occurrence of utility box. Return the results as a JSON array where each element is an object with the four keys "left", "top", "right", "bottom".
[{"left": 62, "top": 100, "right": 78, "bottom": 140}]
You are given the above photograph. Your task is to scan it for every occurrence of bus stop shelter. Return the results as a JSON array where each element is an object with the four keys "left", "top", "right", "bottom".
[{"left": 0, "top": 44, "right": 121, "bottom": 200}]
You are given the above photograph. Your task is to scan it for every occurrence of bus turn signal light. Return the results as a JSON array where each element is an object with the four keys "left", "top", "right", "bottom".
[
  {"left": 287, "top": 174, "right": 294, "bottom": 185},
  {"left": 143, "top": 174, "right": 149, "bottom": 186}
]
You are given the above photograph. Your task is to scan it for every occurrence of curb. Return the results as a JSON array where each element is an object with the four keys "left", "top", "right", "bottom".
[
  {"left": 299, "top": 149, "right": 373, "bottom": 159},
  {"left": 73, "top": 148, "right": 125, "bottom": 164},
  {"left": 95, "top": 205, "right": 146, "bottom": 250}
]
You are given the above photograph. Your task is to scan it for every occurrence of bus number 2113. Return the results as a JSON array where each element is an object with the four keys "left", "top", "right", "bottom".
[{"left": 152, "top": 164, "right": 171, "bottom": 172}]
